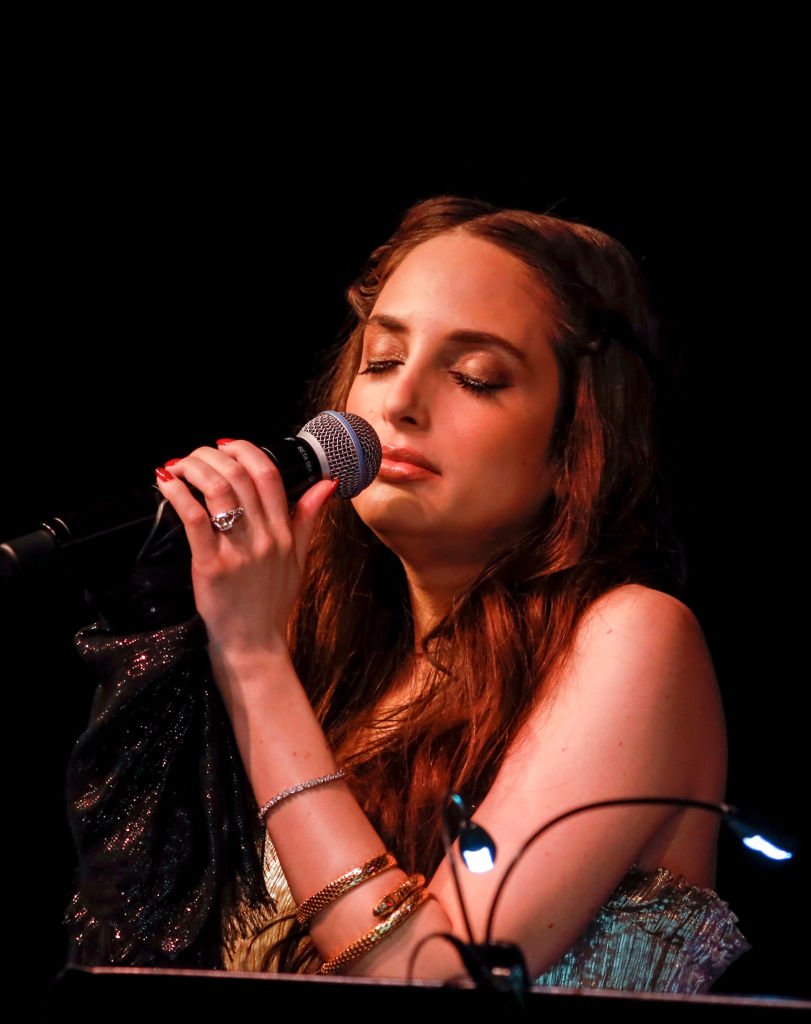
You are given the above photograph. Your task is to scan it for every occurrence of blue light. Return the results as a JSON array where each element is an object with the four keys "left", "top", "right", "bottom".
[
  {"left": 461, "top": 845, "right": 496, "bottom": 874},
  {"left": 459, "top": 822, "right": 497, "bottom": 873},
  {"left": 742, "top": 834, "right": 793, "bottom": 860}
]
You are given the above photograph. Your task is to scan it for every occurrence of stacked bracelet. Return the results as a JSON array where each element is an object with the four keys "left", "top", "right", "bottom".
[
  {"left": 372, "top": 873, "right": 426, "bottom": 917},
  {"left": 257, "top": 769, "right": 347, "bottom": 822},
  {"left": 296, "top": 852, "right": 397, "bottom": 927},
  {"left": 316, "top": 886, "right": 433, "bottom": 975}
]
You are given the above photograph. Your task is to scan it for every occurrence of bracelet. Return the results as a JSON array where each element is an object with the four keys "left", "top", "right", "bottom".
[
  {"left": 316, "top": 886, "right": 433, "bottom": 974},
  {"left": 257, "top": 769, "right": 347, "bottom": 822},
  {"left": 296, "top": 852, "right": 397, "bottom": 926},
  {"left": 373, "top": 873, "right": 426, "bottom": 917}
]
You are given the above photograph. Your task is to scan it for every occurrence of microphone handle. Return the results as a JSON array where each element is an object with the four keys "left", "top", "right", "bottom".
[{"left": 260, "top": 435, "right": 328, "bottom": 502}]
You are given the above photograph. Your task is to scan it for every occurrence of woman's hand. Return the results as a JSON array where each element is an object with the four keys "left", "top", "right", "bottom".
[{"left": 154, "top": 439, "right": 337, "bottom": 671}]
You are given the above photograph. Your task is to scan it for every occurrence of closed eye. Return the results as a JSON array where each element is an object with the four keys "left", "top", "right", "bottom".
[
  {"left": 450, "top": 371, "right": 511, "bottom": 398},
  {"left": 359, "top": 360, "right": 511, "bottom": 399},
  {"left": 357, "top": 359, "right": 402, "bottom": 375}
]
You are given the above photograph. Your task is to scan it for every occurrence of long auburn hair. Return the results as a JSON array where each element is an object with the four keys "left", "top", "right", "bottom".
[{"left": 270, "top": 195, "right": 684, "bottom": 970}]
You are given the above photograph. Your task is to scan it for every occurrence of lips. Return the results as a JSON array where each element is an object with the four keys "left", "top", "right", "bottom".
[{"left": 377, "top": 444, "right": 440, "bottom": 481}]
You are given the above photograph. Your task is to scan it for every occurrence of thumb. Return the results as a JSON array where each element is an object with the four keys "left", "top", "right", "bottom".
[{"left": 289, "top": 477, "right": 340, "bottom": 559}]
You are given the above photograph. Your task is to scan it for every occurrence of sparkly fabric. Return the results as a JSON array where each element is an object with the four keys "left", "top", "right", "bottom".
[
  {"left": 64, "top": 616, "right": 273, "bottom": 968},
  {"left": 534, "top": 866, "right": 750, "bottom": 992},
  {"left": 225, "top": 844, "right": 749, "bottom": 992}
]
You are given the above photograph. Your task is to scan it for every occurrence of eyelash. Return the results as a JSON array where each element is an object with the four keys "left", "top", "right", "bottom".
[{"left": 358, "top": 360, "right": 508, "bottom": 399}]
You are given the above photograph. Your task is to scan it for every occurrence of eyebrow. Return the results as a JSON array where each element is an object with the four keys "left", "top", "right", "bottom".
[{"left": 365, "top": 314, "right": 529, "bottom": 365}]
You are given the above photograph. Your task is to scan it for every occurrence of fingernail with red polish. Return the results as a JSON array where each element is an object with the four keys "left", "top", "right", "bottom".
[
  {"left": 330, "top": 477, "right": 340, "bottom": 496},
  {"left": 164, "top": 458, "right": 182, "bottom": 467},
  {"left": 217, "top": 438, "right": 235, "bottom": 445},
  {"left": 155, "top": 466, "right": 173, "bottom": 481}
]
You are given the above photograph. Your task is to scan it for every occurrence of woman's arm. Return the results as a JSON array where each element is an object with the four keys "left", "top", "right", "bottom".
[
  {"left": 154, "top": 440, "right": 466, "bottom": 976},
  {"left": 428, "top": 583, "right": 727, "bottom": 977}
]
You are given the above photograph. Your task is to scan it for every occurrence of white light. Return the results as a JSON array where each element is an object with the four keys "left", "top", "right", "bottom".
[
  {"left": 742, "top": 834, "right": 793, "bottom": 860},
  {"left": 462, "top": 846, "right": 496, "bottom": 873}
]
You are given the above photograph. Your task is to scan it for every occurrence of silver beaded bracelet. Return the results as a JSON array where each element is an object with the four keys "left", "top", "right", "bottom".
[{"left": 257, "top": 769, "right": 347, "bottom": 821}]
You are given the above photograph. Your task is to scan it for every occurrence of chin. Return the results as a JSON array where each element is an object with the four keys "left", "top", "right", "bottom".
[{"left": 353, "top": 485, "right": 419, "bottom": 532}]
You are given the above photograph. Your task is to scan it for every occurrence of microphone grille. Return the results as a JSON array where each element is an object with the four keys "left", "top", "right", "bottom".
[{"left": 298, "top": 411, "right": 382, "bottom": 499}]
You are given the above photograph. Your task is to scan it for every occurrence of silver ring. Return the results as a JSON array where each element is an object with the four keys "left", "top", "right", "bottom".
[{"left": 210, "top": 506, "right": 246, "bottom": 533}]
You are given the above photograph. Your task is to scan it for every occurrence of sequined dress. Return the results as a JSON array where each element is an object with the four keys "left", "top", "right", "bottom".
[{"left": 532, "top": 864, "right": 750, "bottom": 992}]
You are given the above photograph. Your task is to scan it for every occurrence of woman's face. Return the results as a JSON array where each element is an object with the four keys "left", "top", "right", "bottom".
[{"left": 346, "top": 230, "right": 561, "bottom": 573}]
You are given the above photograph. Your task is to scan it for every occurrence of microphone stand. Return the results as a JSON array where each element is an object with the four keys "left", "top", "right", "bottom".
[{"left": 0, "top": 486, "right": 166, "bottom": 585}]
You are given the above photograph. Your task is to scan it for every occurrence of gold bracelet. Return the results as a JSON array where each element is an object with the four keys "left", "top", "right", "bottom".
[
  {"left": 372, "top": 872, "right": 426, "bottom": 917},
  {"left": 295, "top": 852, "right": 397, "bottom": 927},
  {"left": 316, "top": 886, "right": 433, "bottom": 975}
]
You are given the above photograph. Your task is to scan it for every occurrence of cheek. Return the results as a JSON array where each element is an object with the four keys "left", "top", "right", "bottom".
[
  {"left": 456, "top": 420, "right": 542, "bottom": 474},
  {"left": 470, "top": 429, "right": 554, "bottom": 508},
  {"left": 345, "top": 379, "right": 370, "bottom": 419}
]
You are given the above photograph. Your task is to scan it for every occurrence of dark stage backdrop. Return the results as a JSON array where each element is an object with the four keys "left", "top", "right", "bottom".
[{"left": 3, "top": 144, "right": 805, "bottom": 1003}]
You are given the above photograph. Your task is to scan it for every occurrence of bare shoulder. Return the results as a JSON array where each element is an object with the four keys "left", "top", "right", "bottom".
[
  {"left": 567, "top": 584, "right": 717, "bottom": 697},
  {"left": 513, "top": 583, "right": 727, "bottom": 790},
  {"left": 580, "top": 583, "right": 706, "bottom": 643}
]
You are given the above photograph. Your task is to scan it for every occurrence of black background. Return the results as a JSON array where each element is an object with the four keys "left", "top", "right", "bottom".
[{"left": 3, "top": 61, "right": 807, "bottom": 1006}]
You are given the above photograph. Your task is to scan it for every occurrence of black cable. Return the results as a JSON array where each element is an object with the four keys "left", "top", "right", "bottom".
[
  {"left": 405, "top": 931, "right": 482, "bottom": 987},
  {"left": 440, "top": 790, "right": 478, "bottom": 946}
]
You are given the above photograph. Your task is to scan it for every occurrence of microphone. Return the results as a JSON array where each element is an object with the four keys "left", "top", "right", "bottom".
[{"left": 0, "top": 411, "right": 382, "bottom": 585}]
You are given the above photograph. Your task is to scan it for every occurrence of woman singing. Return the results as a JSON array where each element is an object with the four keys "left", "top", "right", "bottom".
[{"left": 66, "top": 195, "right": 749, "bottom": 992}]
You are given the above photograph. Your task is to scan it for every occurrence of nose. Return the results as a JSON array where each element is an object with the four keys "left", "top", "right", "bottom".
[{"left": 381, "top": 358, "right": 432, "bottom": 429}]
